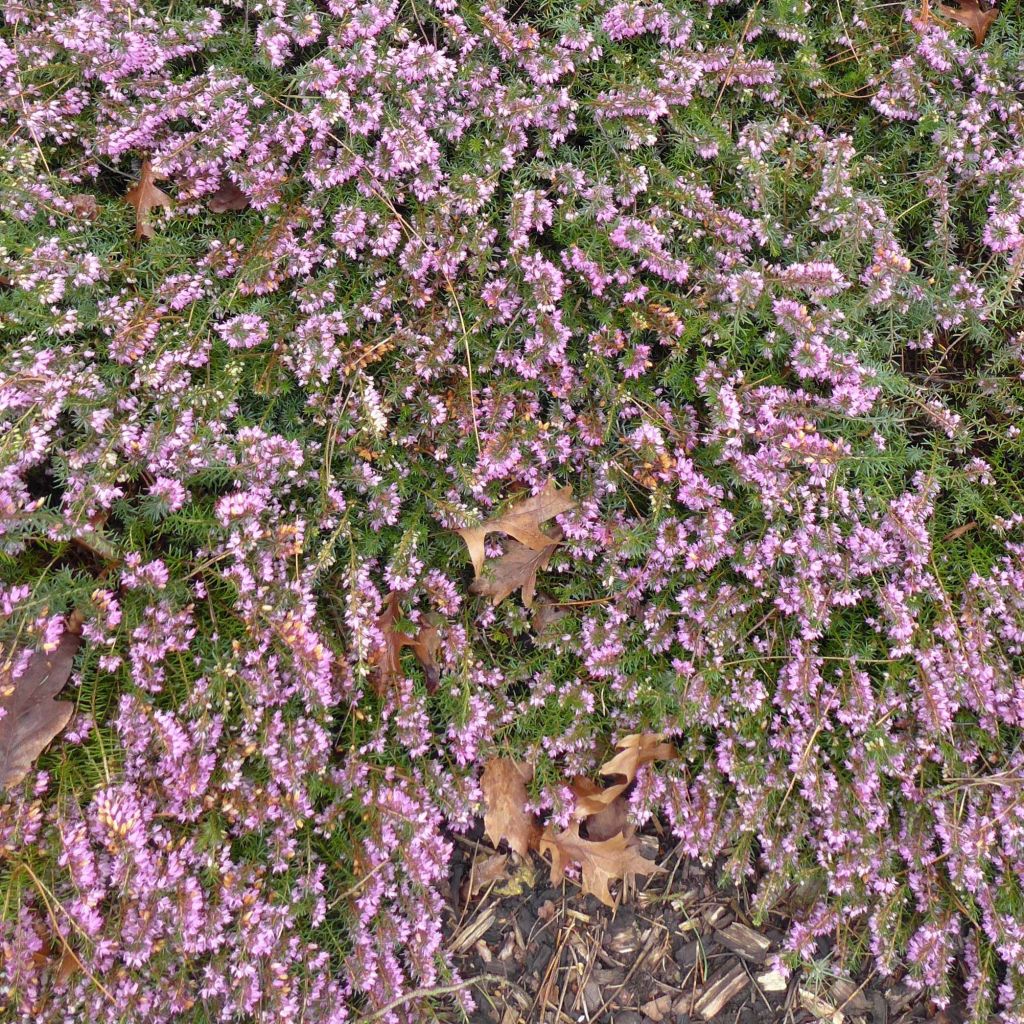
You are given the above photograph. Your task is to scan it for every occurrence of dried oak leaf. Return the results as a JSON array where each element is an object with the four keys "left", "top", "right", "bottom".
[
  {"left": 125, "top": 160, "right": 173, "bottom": 240},
  {"left": 408, "top": 618, "right": 441, "bottom": 692},
  {"left": 579, "top": 786, "right": 630, "bottom": 843},
  {"left": 540, "top": 821, "right": 660, "bottom": 908},
  {"left": 571, "top": 774, "right": 629, "bottom": 819},
  {"left": 937, "top": 0, "right": 998, "bottom": 45},
  {"left": 208, "top": 178, "right": 250, "bottom": 214},
  {"left": 456, "top": 477, "right": 575, "bottom": 578},
  {"left": 469, "top": 528, "right": 561, "bottom": 608},
  {"left": 369, "top": 593, "right": 442, "bottom": 694},
  {"left": 481, "top": 757, "right": 539, "bottom": 858},
  {"left": 0, "top": 628, "right": 81, "bottom": 792},
  {"left": 600, "top": 733, "right": 678, "bottom": 785}
]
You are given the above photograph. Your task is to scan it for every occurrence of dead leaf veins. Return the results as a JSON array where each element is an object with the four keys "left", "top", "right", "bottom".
[
  {"left": 0, "top": 627, "right": 81, "bottom": 792},
  {"left": 125, "top": 159, "right": 173, "bottom": 240},
  {"left": 456, "top": 477, "right": 575, "bottom": 579},
  {"left": 540, "top": 820, "right": 660, "bottom": 908},
  {"left": 480, "top": 757, "right": 539, "bottom": 858}
]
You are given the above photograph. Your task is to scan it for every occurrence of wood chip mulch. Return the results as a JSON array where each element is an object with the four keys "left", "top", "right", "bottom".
[{"left": 440, "top": 826, "right": 963, "bottom": 1024}]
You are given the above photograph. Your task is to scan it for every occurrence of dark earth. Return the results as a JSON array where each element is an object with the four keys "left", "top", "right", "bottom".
[{"left": 441, "top": 824, "right": 965, "bottom": 1024}]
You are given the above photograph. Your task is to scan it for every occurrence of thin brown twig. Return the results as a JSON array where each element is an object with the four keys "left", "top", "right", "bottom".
[{"left": 351, "top": 974, "right": 514, "bottom": 1024}]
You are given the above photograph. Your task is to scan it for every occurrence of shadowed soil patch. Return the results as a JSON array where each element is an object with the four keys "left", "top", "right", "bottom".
[{"left": 443, "top": 827, "right": 965, "bottom": 1024}]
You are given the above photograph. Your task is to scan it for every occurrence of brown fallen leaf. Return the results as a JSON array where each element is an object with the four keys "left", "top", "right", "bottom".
[
  {"left": 369, "top": 591, "right": 409, "bottom": 695},
  {"left": 532, "top": 594, "right": 567, "bottom": 634},
  {"left": 467, "top": 852, "right": 510, "bottom": 897},
  {"left": 125, "top": 159, "right": 173, "bottom": 240},
  {"left": 456, "top": 477, "right": 575, "bottom": 578},
  {"left": 69, "top": 194, "right": 99, "bottom": 221},
  {"left": 571, "top": 774, "right": 629, "bottom": 820},
  {"left": 0, "top": 628, "right": 81, "bottom": 791},
  {"left": 582, "top": 792, "right": 630, "bottom": 842},
  {"left": 469, "top": 529, "right": 561, "bottom": 608},
  {"left": 207, "top": 178, "right": 250, "bottom": 214},
  {"left": 368, "top": 593, "right": 443, "bottom": 694},
  {"left": 600, "top": 732, "right": 678, "bottom": 786},
  {"left": 481, "top": 757, "right": 539, "bottom": 858},
  {"left": 408, "top": 618, "right": 441, "bottom": 693},
  {"left": 540, "top": 821, "right": 660, "bottom": 907},
  {"left": 937, "top": 0, "right": 998, "bottom": 45}
]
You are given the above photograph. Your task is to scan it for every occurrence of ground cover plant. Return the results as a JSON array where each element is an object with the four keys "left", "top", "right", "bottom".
[{"left": 2, "top": 0, "right": 1024, "bottom": 1019}]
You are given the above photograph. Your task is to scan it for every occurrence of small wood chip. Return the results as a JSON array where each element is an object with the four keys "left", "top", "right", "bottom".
[
  {"left": 756, "top": 968, "right": 788, "bottom": 993},
  {"left": 799, "top": 987, "right": 843, "bottom": 1024},
  {"left": 831, "top": 977, "right": 870, "bottom": 1014},
  {"left": 641, "top": 994, "right": 673, "bottom": 1021},
  {"left": 716, "top": 921, "right": 772, "bottom": 963},
  {"left": 703, "top": 904, "right": 730, "bottom": 927},
  {"left": 694, "top": 965, "right": 749, "bottom": 1020},
  {"left": 449, "top": 909, "right": 495, "bottom": 953}
]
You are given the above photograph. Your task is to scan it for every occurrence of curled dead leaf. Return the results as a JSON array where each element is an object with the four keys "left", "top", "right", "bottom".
[
  {"left": 600, "top": 732, "right": 678, "bottom": 785},
  {"left": 369, "top": 593, "right": 443, "bottom": 694},
  {"left": 571, "top": 774, "right": 629, "bottom": 819},
  {"left": 481, "top": 757, "right": 539, "bottom": 858},
  {"left": 582, "top": 792, "right": 630, "bottom": 843},
  {"left": 408, "top": 618, "right": 441, "bottom": 692}
]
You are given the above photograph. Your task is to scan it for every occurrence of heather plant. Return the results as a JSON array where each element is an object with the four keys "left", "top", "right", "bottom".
[{"left": 2, "top": 0, "right": 1024, "bottom": 1021}]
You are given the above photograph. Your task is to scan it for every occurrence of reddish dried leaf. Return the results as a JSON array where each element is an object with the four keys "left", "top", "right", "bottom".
[
  {"left": 481, "top": 757, "right": 539, "bottom": 858},
  {"left": 600, "top": 733, "right": 678, "bottom": 785},
  {"left": 469, "top": 529, "right": 560, "bottom": 608},
  {"left": 456, "top": 477, "right": 575, "bottom": 578},
  {"left": 540, "top": 821, "right": 660, "bottom": 907},
  {"left": 408, "top": 620, "right": 441, "bottom": 693},
  {"left": 937, "top": 0, "right": 998, "bottom": 45},
  {"left": 208, "top": 179, "right": 250, "bottom": 213},
  {"left": 368, "top": 592, "right": 411, "bottom": 695},
  {"left": 125, "top": 160, "right": 173, "bottom": 240},
  {"left": 369, "top": 594, "right": 443, "bottom": 694},
  {"left": 0, "top": 629, "right": 81, "bottom": 791}
]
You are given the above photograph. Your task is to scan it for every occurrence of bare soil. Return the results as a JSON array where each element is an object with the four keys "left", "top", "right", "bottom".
[{"left": 442, "top": 825, "right": 963, "bottom": 1024}]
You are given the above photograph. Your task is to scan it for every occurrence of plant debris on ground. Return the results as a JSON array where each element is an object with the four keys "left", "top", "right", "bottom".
[{"left": 2, "top": 0, "right": 1024, "bottom": 1022}]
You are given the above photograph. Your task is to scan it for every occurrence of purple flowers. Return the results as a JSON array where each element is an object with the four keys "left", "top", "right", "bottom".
[{"left": 2, "top": 0, "right": 1024, "bottom": 1021}]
